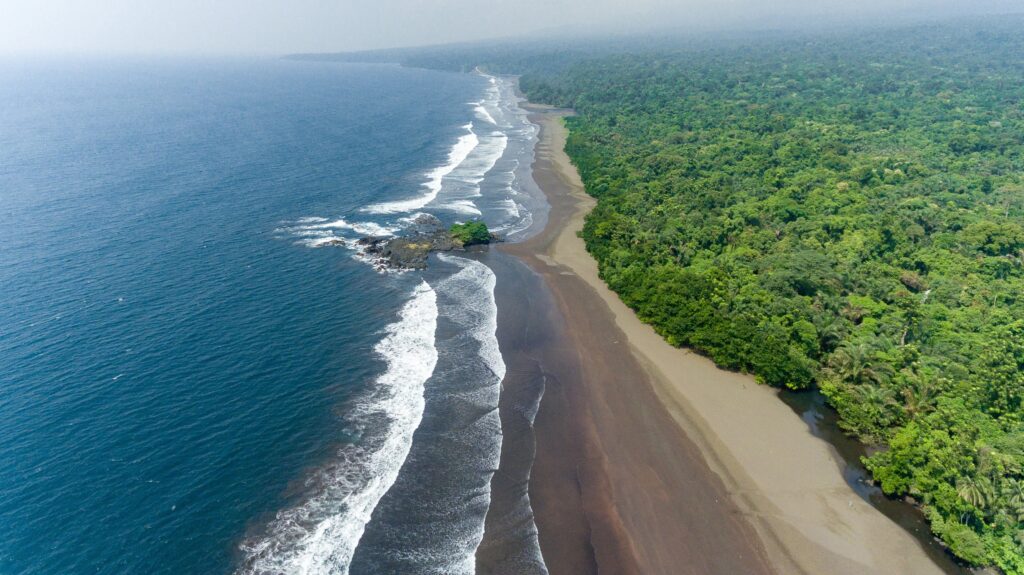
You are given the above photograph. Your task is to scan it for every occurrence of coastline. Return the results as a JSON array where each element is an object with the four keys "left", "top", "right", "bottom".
[{"left": 496, "top": 104, "right": 968, "bottom": 574}]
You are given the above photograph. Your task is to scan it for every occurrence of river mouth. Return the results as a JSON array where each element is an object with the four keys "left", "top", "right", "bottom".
[{"left": 778, "top": 389, "right": 973, "bottom": 575}]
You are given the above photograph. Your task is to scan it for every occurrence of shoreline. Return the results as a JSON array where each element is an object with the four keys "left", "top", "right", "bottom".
[{"left": 495, "top": 104, "right": 969, "bottom": 574}]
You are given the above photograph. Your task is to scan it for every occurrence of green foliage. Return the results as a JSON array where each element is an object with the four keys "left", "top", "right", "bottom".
[
  {"left": 449, "top": 220, "right": 491, "bottom": 246},
  {"left": 934, "top": 515, "right": 989, "bottom": 565}
]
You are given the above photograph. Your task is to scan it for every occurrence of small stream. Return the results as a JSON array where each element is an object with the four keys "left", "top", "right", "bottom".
[{"left": 778, "top": 390, "right": 978, "bottom": 575}]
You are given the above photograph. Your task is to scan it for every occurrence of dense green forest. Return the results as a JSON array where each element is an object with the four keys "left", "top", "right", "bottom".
[{"left": 334, "top": 17, "right": 1024, "bottom": 571}]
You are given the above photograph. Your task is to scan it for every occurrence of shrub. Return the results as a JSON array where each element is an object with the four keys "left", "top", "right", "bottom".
[{"left": 449, "top": 220, "right": 491, "bottom": 246}]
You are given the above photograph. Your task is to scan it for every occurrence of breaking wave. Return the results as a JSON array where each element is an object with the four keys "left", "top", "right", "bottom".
[
  {"left": 237, "top": 282, "right": 439, "bottom": 575},
  {"left": 364, "top": 125, "right": 479, "bottom": 214}
]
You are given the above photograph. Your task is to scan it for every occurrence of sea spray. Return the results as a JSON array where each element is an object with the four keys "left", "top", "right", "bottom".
[{"left": 237, "top": 281, "right": 438, "bottom": 575}]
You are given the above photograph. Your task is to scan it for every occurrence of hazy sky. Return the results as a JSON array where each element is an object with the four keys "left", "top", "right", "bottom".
[{"left": 1, "top": 0, "right": 1020, "bottom": 55}]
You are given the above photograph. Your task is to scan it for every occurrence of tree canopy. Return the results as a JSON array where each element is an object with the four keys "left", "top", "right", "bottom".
[{"left": 449, "top": 220, "right": 492, "bottom": 246}]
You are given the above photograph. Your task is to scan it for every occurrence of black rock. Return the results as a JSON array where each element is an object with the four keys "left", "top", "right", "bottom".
[
  {"left": 407, "top": 213, "right": 444, "bottom": 234},
  {"left": 356, "top": 228, "right": 501, "bottom": 271}
]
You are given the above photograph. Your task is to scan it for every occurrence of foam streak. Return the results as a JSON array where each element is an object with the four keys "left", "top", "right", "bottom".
[
  {"left": 237, "top": 281, "right": 439, "bottom": 575},
  {"left": 365, "top": 125, "right": 478, "bottom": 214}
]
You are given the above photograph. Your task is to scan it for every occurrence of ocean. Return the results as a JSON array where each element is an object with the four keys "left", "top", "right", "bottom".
[{"left": 0, "top": 57, "right": 546, "bottom": 574}]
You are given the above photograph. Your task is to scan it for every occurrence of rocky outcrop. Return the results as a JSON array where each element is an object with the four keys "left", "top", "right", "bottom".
[
  {"left": 356, "top": 228, "right": 499, "bottom": 270},
  {"left": 406, "top": 213, "right": 445, "bottom": 234}
]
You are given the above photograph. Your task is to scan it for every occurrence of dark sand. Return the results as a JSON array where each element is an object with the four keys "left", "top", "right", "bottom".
[{"left": 476, "top": 249, "right": 601, "bottom": 575}]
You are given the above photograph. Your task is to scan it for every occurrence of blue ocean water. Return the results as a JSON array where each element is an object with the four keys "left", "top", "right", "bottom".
[{"left": 0, "top": 58, "right": 542, "bottom": 574}]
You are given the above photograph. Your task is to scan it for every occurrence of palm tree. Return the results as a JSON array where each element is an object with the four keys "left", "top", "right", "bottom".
[
  {"left": 1006, "top": 479, "right": 1024, "bottom": 510},
  {"left": 958, "top": 476, "right": 994, "bottom": 509},
  {"left": 1004, "top": 480, "right": 1024, "bottom": 522},
  {"left": 900, "top": 367, "right": 941, "bottom": 417},
  {"left": 855, "top": 384, "right": 899, "bottom": 428},
  {"left": 994, "top": 507, "right": 1015, "bottom": 529},
  {"left": 856, "top": 384, "right": 898, "bottom": 411},
  {"left": 828, "top": 342, "right": 893, "bottom": 387},
  {"left": 813, "top": 314, "right": 846, "bottom": 353}
]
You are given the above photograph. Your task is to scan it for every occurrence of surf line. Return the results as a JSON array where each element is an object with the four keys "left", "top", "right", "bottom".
[
  {"left": 237, "top": 281, "right": 439, "bottom": 575},
  {"left": 365, "top": 124, "right": 479, "bottom": 214}
]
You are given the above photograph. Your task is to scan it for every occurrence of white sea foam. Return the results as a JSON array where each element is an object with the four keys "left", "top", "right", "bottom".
[
  {"left": 297, "top": 218, "right": 398, "bottom": 237},
  {"left": 507, "top": 211, "right": 534, "bottom": 238},
  {"left": 443, "top": 200, "right": 483, "bottom": 216},
  {"left": 237, "top": 281, "right": 438, "bottom": 575},
  {"left": 311, "top": 218, "right": 395, "bottom": 237},
  {"left": 455, "top": 131, "right": 508, "bottom": 193},
  {"left": 436, "top": 129, "right": 507, "bottom": 214},
  {"left": 365, "top": 124, "right": 478, "bottom": 214},
  {"left": 283, "top": 228, "right": 331, "bottom": 238},
  {"left": 442, "top": 257, "right": 505, "bottom": 384},
  {"left": 499, "top": 197, "right": 521, "bottom": 218},
  {"left": 476, "top": 75, "right": 504, "bottom": 126},
  {"left": 490, "top": 196, "right": 535, "bottom": 237},
  {"left": 475, "top": 132, "right": 508, "bottom": 185},
  {"left": 434, "top": 255, "right": 505, "bottom": 571},
  {"left": 474, "top": 102, "right": 497, "bottom": 125},
  {"left": 277, "top": 217, "right": 398, "bottom": 251},
  {"left": 298, "top": 236, "right": 347, "bottom": 248}
]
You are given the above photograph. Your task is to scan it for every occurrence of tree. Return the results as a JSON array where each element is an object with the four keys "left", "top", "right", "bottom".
[
  {"left": 827, "top": 342, "right": 893, "bottom": 387},
  {"left": 449, "top": 220, "right": 492, "bottom": 246},
  {"left": 958, "top": 476, "right": 993, "bottom": 510}
]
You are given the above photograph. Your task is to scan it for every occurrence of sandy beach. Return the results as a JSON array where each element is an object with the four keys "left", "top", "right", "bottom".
[{"left": 495, "top": 105, "right": 967, "bottom": 575}]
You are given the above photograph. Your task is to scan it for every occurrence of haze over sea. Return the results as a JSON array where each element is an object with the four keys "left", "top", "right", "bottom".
[{"left": 0, "top": 58, "right": 543, "bottom": 574}]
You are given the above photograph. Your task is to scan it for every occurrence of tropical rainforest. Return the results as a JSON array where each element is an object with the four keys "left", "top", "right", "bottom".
[{"left": 326, "top": 17, "right": 1024, "bottom": 571}]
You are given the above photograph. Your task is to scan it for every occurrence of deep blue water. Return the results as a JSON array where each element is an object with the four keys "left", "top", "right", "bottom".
[{"left": 0, "top": 58, "right": 503, "bottom": 574}]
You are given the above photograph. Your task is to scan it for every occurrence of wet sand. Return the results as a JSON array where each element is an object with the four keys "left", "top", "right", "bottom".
[{"left": 492, "top": 106, "right": 962, "bottom": 575}]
